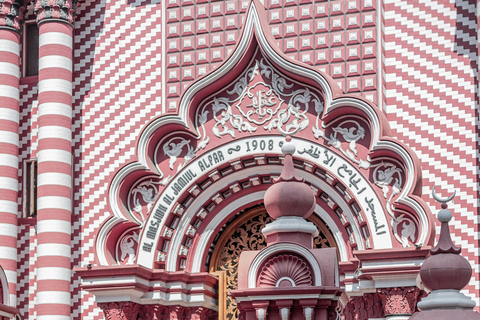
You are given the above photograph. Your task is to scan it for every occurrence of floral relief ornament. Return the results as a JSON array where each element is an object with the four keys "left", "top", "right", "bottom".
[
  {"left": 129, "top": 178, "right": 161, "bottom": 221},
  {"left": 372, "top": 161, "right": 417, "bottom": 247},
  {"left": 314, "top": 119, "right": 371, "bottom": 169},
  {"left": 196, "top": 57, "right": 324, "bottom": 148},
  {"left": 119, "top": 231, "right": 139, "bottom": 265},
  {"left": 155, "top": 136, "right": 203, "bottom": 187}
]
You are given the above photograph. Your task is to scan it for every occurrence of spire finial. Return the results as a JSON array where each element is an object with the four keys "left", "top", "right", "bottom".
[
  {"left": 411, "top": 185, "right": 477, "bottom": 317},
  {"left": 430, "top": 186, "right": 460, "bottom": 254},
  {"left": 274, "top": 136, "right": 303, "bottom": 183},
  {"left": 264, "top": 136, "right": 315, "bottom": 219}
]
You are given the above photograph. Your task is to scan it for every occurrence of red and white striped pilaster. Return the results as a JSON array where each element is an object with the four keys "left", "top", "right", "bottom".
[
  {"left": 0, "top": 28, "right": 20, "bottom": 308},
  {"left": 36, "top": 21, "right": 73, "bottom": 320}
]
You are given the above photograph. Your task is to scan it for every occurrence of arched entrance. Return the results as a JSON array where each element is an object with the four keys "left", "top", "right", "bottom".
[
  {"left": 78, "top": 2, "right": 435, "bottom": 319},
  {"left": 209, "top": 204, "right": 336, "bottom": 320}
]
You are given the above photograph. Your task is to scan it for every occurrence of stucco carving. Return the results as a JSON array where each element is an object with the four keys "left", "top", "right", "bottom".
[{"left": 258, "top": 254, "right": 312, "bottom": 287}]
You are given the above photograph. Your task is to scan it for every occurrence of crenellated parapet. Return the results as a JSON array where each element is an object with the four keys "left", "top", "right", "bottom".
[
  {"left": 0, "top": 0, "right": 26, "bottom": 31},
  {"left": 34, "top": 0, "right": 77, "bottom": 24}
]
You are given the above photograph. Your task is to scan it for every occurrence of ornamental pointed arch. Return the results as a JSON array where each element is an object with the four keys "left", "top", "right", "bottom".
[{"left": 96, "top": 0, "right": 434, "bottom": 272}]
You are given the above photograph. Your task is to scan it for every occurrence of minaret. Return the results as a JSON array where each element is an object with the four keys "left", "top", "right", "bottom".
[
  {"left": 34, "top": 0, "right": 76, "bottom": 319},
  {"left": 0, "top": 0, "right": 25, "bottom": 307},
  {"left": 410, "top": 187, "right": 480, "bottom": 319}
]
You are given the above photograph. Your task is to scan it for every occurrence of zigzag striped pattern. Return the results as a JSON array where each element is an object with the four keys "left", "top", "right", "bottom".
[
  {"left": 13, "top": 0, "right": 480, "bottom": 318},
  {"left": 70, "top": 0, "right": 163, "bottom": 318},
  {"left": 16, "top": 224, "right": 37, "bottom": 319},
  {"left": 383, "top": 0, "right": 479, "bottom": 309}
]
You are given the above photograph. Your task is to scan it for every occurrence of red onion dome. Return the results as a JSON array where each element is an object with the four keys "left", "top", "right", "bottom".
[
  {"left": 264, "top": 137, "right": 315, "bottom": 220},
  {"left": 420, "top": 194, "right": 472, "bottom": 291}
]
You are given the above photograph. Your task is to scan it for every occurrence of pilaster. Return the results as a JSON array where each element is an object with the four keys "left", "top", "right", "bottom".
[
  {"left": 0, "top": 0, "right": 25, "bottom": 307},
  {"left": 34, "top": 0, "right": 76, "bottom": 318}
]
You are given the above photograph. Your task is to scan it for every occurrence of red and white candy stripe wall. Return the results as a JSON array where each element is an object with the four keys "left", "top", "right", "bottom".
[
  {"left": 70, "top": 0, "right": 163, "bottom": 318},
  {"left": 383, "top": 0, "right": 480, "bottom": 309},
  {"left": 0, "top": 28, "right": 20, "bottom": 308},
  {"left": 9, "top": 0, "right": 480, "bottom": 319},
  {"left": 36, "top": 20, "right": 74, "bottom": 320}
]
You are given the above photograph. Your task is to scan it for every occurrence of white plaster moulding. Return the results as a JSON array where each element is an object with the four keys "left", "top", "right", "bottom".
[
  {"left": 101, "top": 162, "right": 154, "bottom": 266},
  {"left": 373, "top": 140, "right": 428, "bottom": 246},
  {"left": 330, "top": 97, "right": 429, "bottom": 247},
  {"left": 83, "top": 278, "right": 218, "bottom": 309},
  {"left": 189, "top": 194, "right": 349, "bottom": 273},
  {"left": 234, "top": 294, "right": 338, "bottom": 302},
  {"left": 369, "top": 274, "right": 418, "bottom": 289},
  {"left": 137, "top": 115, "right": 187, "bottom": 169},
  {"left": 97, "top": 216, "right": 122, "bottom": 266},
  {"left": 360, "top": 259, "right": 424, "bottom": 269},
  {"left": 178, "top": 165, "right": 356, "bottom": 273},
  {"left": 110, "top": 162, "right": 149, "bottom": 224}
]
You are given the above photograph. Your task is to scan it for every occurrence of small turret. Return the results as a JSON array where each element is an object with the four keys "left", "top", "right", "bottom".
[
  {"left": 263, "top": 136, "right": 318, "bottom": 247},
  {"left": 410, "top": 187, "right": 480, "bottom": 320}
]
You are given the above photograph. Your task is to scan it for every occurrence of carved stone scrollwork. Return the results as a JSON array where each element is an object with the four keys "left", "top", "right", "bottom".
[
  {"left": 98, "top": 301, "right": 141, "bottom": 320},
  {"left": 258, "top": 254, "right": 312, "bottom": 287},
  {"left": 116, "top": 229, "right": 139, "bottom": 265},
  {"left": 196, "top": 56, "right": 324, "bottom": 150},
  {"left": 154, "top": 136, "right": 199, "bottom": 186},
  {"left": 190, "top": 307, "right": 217, "bottom": 320},
  {"left": 137, "top": 304, "right": 163, "bottom": 320},
  {"left": 99, "top": 303, "right": 216, "bottom": 320},
  {"left": 372, "top": 161, "right": 419, "bottom": 247},
  {"left": 128, "top": 177, "right": 162, "bottom": 223},
  {"left": 314, "top": 119, "right": 370, "bottom": 169},
  {"left": 342, "top": 293, "right": 383, "bottom": 320},
  {"left": 378, "top": 287, "right": 420, "bottom": 316}
]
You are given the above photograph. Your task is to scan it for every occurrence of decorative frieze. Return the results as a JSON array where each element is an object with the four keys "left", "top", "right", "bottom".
[
  {"left": 342, "top": 288, "right": 422, "bottom": 320},
  {"left": 98, "top": 302, "right": 217, "bottom": 320}
]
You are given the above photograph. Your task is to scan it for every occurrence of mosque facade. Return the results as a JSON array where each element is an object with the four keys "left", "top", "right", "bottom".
[{"left": 0, "top": 0, "right": 478, "bottom": 319}]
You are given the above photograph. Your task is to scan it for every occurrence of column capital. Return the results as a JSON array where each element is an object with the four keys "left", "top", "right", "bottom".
[
  {"left": 34, "top": 0, "right": 77, "bottom": 25},
  {"left": 0, "top": 0, "right": 26, "bottom": 32}
]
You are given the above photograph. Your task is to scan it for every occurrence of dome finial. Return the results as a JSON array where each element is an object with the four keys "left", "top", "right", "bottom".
[
  {"left": 411, "top": 185, "right": 477, "bottom": 317},
  {"left": 264, "top": 136, "right": 315, "bottom": 219},
  {"left": 430, "top": 186, "right": 460, "bottom": 254}
]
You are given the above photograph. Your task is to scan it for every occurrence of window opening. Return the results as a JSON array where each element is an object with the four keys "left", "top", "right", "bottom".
[{"left": 24, "top": 159, "right": 37, "bottom": 217}]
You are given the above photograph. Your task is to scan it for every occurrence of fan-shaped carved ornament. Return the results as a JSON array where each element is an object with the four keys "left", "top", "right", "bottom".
[{"left": 258, "top": 254, "right": 313, "bottom": 287}]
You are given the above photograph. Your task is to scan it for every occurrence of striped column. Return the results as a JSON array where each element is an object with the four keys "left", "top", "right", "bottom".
[
  {"left": 0, "top": 0, "right": 25, "bottom": 307},
  {"left": 36, "top": 20, "right": 73, "bottom": 320}
]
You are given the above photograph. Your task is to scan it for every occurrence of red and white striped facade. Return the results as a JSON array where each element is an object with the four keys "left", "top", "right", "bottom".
[
  {"left": 36, "top": 20, "right": 74, "bottom": 320},
  {"left": 0, "top": 0, "right": 478, "bottom": 319},
  {"left": 0, "top": 26, "right": 21, "bottom": 309}
]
